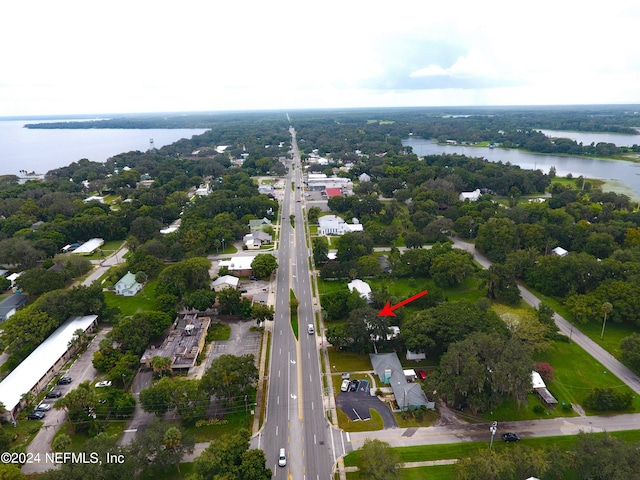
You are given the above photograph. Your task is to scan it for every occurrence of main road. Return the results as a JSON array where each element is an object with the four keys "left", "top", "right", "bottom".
[{"left": 255, "top": 126, "right": 347, "bottom": 479}]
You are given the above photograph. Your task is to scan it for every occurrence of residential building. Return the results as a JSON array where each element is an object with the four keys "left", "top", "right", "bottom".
[
  {"left": 347, "top": 279, "right": 372, "bottom": 301},
  {"left": 115, "top": 271, "right": 143, "bottom": 296},
  {"left": 0, "top": 294, "right": 27, "bottom": 322},
  {"left": 551, "top": 246, "right": 569, "bottom": 257},
  {"left": 218, "top": 256, "right": 256, "bottom": 277},
  {"left": 71, "top": 238, "right": 104, "bottom": 255},
  {"left": 211, "top": 275, "right": 240, "bottom": 292},
  {"left": 459, "top": 189, "right": 482, "bottom": 202},
  {"left": 370, "top": 353, "right": 434, "bottom": 410},
  {"left": 318, "top": 215, "right": 364, "bottom": 236},
  {"left": 359, "top": 173, "right": 371, "bottom": 182},
  {"left": 248, "top": 217, "right": 272, "bottom": 232}
]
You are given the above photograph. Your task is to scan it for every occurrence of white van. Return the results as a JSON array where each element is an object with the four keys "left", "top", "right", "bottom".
[
  {"left": 278, "top": 448, "right": 287, "bottom": 467},
  {"left": 307, "top": 324, "right": 315, "bottom": 334}
]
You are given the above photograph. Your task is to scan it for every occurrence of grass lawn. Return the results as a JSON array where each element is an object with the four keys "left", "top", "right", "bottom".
[
  {"left": 104, "top": 278, "right": 158, "bottom": 316},
  {"left": 184, "top": 411, "right": 251, "bottom": 442},
  {"left": 328, "top": 348, "right": 374, "bottom": 373},
  {"left": 53, "top": 420, "right": 128, "bottom": 450},
  {"left": 394, "top": 409, "right": 439, "bottom": 428},
  {"left": 140, "top": 462, "right": 195, "bottom": 479},
  {"left": 533, "top": 339, "right": 640, "bottom": 414},
  {"left": 207, "top": 322, "right": 231, "bottom": 341},
  {"left": 317, "top": 278, "right": 349, "bottom": 296},
  {"left": 524, "top": 286, "right": 635, "bottom": 362},
  {"left": 337, "top": 408, "right": 384, "bottom": 432}
]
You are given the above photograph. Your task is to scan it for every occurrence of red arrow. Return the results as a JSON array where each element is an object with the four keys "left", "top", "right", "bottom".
[{"left": 377, "top": 290, "right": 429, "bottom": 316}]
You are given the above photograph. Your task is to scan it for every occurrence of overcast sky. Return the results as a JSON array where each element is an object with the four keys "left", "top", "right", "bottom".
[{"left": 3, "top": 0, "right": 640, "bottom": 116}]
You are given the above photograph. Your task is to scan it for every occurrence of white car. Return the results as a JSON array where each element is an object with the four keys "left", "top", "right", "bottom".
[
  {"left": 341, "top": 379, "right": 350, "bottom": 392},
  {"left": 35, "top": 403, "right": 51, "bottom": 411},
  {"left": 95, "top": 381, "right": 112, "bottom": 388},
  {"left": 278, "top": 448, "right": 286, "bottom": 467}
]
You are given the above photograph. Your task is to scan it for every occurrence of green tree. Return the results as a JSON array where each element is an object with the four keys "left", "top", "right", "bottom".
[
  {"left": 429, "top": 250, "right": 475, "bottom": 287},
  {"left": 250, "top": 303, "right": 274, "bottom": 324},
  {"left": 336, "top": 232, "right": 374, "bottom": 262},
  {"left": 307, "top": 206, "right": 321, "bottom": 224},
  {"left": 621, "top": 333, "right": 640, "bottom": 374},
  {"left": 184, "top": 289, "right": 217, "bottom": 311},
  {"left": 480, "top": 263, "right": 521, "bottom": 305},
  {"left": 54, "top": 381, "right": 100, "bottom": 434},
  {"left": 251, "top": 254, "right": 278, "bottom": 278},
  {"left": 140, "top": 376, "right": 174, "bottom": 415},
  {"left": 572, "top": 431, "right": 640, "bottom": 479},
  {"left": 131, "top": 418, "right": 194, "bottom": 474},
  {"left": 0, "top": 463, "right": 27, "bottom": 480},
  {"left": 356, "top": 438, "right": 400, "bottom": 480},
  {"left": 475, "top": 217, "right": 519, "bottom": 262},
  {"left": 200, "top": 354, "right": 258, "bottom": 406},
  {"left": 217, "top": 287, "right": 243, "bottom": 315},
  {"left": 51, "top": 433, "right": 72, "bottom": 452},
  {"left": 312, "top": 237, "right": 329, "bottom": 265}
]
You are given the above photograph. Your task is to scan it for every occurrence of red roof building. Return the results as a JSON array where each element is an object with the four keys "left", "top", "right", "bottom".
[{"left": 325, "top": 187, "right": 343, "bottom": 198}]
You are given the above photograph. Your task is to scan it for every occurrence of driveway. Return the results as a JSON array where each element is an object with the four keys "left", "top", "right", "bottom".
[{"left": 336, "top": 387, "right": 398, "bottom": 429}]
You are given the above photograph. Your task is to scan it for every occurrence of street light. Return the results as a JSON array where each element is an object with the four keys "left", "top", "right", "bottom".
[{"left": 489, "top": 421, "right": 498, "bottom": 451}]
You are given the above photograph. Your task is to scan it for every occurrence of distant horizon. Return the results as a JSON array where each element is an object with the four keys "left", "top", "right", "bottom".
[{"left": 3, "top": 103, "right": 640, "bottom": 122}]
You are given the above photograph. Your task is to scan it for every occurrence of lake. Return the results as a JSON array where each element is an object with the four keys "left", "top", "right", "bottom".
[
  {"left": 539, "top": 129, "right": 640, "bottom": 147},
  {"left": 0, "top": 119, "right": 208, "bottom": 176},
  {"left": 403, "top": 137, "right": 640, "bottom": 200}
]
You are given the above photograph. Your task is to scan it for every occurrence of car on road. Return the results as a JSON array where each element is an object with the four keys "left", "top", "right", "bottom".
[
  {"left": 95, "top": 381, "right": 112, "bottom": 388},
  {"left": 417, "top": 370, "right": 427, "bottom": 382},
  {"left": 307, "top": 324, "right": 314, "bottom": 334},
  {"left": 296, "top": 199, "right": 301, "bottom": 202},
  {"left": 57, "top": 376, "right": 72, "bottom": 385},
  {"left": 35, "top": 403, "right": 51, "bottom": 411},
  {"left": 278, "top": 448, "right": 287, "bottom": 467},
  {"left": 27, "top": 411, "right": 46, "bottom": 420},
  {"left": 340, "top": 379, "right": 350, "bottom": 392},
  {"left": 349, "top": 380, "right": 359, "bottom": 392},
  {"left": 502, "top": 432, "right": 520, "bottom": 442},
  {"left": 45, "top": 390, "right": 62, "bottom": 399}
]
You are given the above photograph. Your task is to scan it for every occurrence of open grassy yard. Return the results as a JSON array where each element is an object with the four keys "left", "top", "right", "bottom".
[
  {"left": 328, "top": 348, "right": 375, "bottom": 373},
  {"left": 337, "top": 408, "right": 384, "bottom": 432},
  {"left": 104, "top": 278, "right": 158, "bottom": 316}
]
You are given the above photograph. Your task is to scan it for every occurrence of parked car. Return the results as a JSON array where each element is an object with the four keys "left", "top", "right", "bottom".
[
  {"left": 502, "top": 432, "right": 520, "bottom": 442},
  {"left": 95, "top": 381, "right": 112, "bottom": 388},
  {"left": 340, "top": 380, "right": 350, "bottom": 392},
  {"left": 35, "top": 403, "right": 51, "bottom": 411},
  {"left": 249, "top": 276, "right": 258, "bottom": 281},
  {"left": 278, "top": 448, "right": 287, "bottom": 467},
  {"left": 27, "top": 411, "right": 46, "bottom": 420},
  {"left": 57, "top": 376, "right": 72, "bottom": 385},
  {"left": 45, "top": 390, "right": 62, "bottom": 399},
  {"left": 417, "top": 370, "right": 427, "bottom": 382},
  {"left": 240, "top": 289, "right": 248, "bottom": 293},
  {"left": 341, "top": 372, "right": 350, "bottom": 380},
  {"left": 349, "top": 380, "right": 359, "bottom": 392}
]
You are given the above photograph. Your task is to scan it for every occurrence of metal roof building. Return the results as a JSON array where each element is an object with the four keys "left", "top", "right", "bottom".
[{"left": 0, "top": 315, "right": 98, "bottom": 421}]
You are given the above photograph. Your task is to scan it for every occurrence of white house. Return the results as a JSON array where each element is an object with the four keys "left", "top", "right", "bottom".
[
  {"left": 195, "top": 183, "right": 211, "bottom": 196},
  {"left": 211, "top": 275, "right": 240, "bottom": 292},
  {"left": 459, "top": 189, "right": 482, "bottom": 202},
  {"left": 551, "top": 246, "right": 569, "bottom": 257},
  {"left": 318, "top": 215, "right": 364, "bottom": 236},
  {"left": 71, "top": 238, "right": 104, "bottom": 255},
  {"left": 83, "top": 195, "right": 104, "bottom": 203},
  {"left": 115, "top": 271, "right": 143, "bottom": 296},
  {"left": 347, "top": 279, "right": 371, "bottom": 300},
  {"left": 358, "top": 173, "right": 371, "bottom": 182}
]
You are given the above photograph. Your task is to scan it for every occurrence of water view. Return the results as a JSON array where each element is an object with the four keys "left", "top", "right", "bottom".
[
  {"left": 403, "top": 137, "right": 640, "bottom": 199},
  {"left": 0, "top": 120, "right": 208, "bottom": 176}
]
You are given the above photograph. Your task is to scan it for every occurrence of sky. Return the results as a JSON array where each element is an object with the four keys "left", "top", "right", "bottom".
[{"left": 3, "top": 0, "right": 640, "bottom": 116}]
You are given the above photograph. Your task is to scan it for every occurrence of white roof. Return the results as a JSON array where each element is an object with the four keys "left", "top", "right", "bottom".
[
  {"left": 403, "top": 369, "right": 417, "bottom": 377},
  {"left": 531, "top": 371, "right": 546, "bottom": 389},
  {"left": 0, "top": 315, "right": 98, "bottom": 414},
  {"left": 219, "top": 256, "right": 256, "bottom": 271},
  {"left": 211, "top": 275, "right": 240, "bottom": 288},
  {"left": 160, "top": 226, "right": 179, "bottom": 234},
  {"left": 552, "top": 246, "right": 569, "bottom": 257},
  {"left": 318, "top": 215, "right": 345, "bottom": 226},
  {"left": 348, "top": 279, "right": 371, "bottom": 297},
  {"left": 347, "top": 224, "right": 364, "bottom": 232},
  {"left": 72, "top": 238, "right": 104, "bottom": 254}
]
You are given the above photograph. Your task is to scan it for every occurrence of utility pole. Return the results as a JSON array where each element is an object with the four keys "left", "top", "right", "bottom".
[{"left": 489, "top": 421, "right": 498, "bottom": 451}]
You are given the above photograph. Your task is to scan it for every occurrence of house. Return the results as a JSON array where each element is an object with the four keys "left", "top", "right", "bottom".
[
  {"left": 210, "top": 275, "right": 240, "bottom": 292},
  {"left": 459, "top": 189, "right": 482, "bottom": 202},
  {"left": 318, "top": 215, "right": 364, "bottom": 236},
  {"left": 83, "top": 195, "right": 104, "bottom": 203},
  {"left": 0, "top": 294, "right": 27, "bottom": 322},
  {"left": 7, "top": 272, "right": 23, "bottom": 288},
  {"left": 359, "top": 173, "right": 371, "bottom": 182},
  {"left": 115, "top": 271, "right": 143, "bottom": 296},
  {"left": 218, "top": 256, "right": 256, "bottom": 277},
  {"left": 248, "top": 218, "right": 272, "bottom": 232},
  {"left": 258, "top": 184, "right": 275, "bottom": 196},
  {"left": 195, "top": 183, "right": 211, "bottom": 196},
  {"left": 551, "top": 246, "right": 569, "bottom": 257},
  {"left": 243, "top": 231, "right": 272, "bottom": 250},
  {"left": 370, "top": 353, "right": 434, "bottom": 410},
  {"left": 347, "top": 279, "right": 372, "bottom": 301},
  {"left": 406, "top": 350, "right": 426, "bottom": 361}
]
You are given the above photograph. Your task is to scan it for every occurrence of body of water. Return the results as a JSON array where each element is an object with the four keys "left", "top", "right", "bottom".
[
  {"left": 403, "top": 137, "right": 640, "bottom": 199},
  {"left": 539, "top": 129, "right": 640, "bottom": 147},
  {"left": 0, "top": 119, "right": 208, "bottom": 176}
]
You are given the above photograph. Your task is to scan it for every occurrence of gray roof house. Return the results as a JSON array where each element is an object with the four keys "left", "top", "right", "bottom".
[
  {"left": 248, "top": 217, "right": 272, "bottom": 232},
  {"left": 0, "top": 294, "right": 27, "bottom": 322},
  {"left": 115, "top": 271, "right": 143, "bottom": 297},
  {"left": 370, "top": 352, "right": 434, "bottom": 410}
]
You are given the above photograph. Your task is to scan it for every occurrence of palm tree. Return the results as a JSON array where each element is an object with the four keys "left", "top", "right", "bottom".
[{"left": 600, "top": 302, "right": 613, "bottom": 339}]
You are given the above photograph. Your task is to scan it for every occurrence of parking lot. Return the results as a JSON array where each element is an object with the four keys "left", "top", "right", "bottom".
[{"left": 335, "top": 379, "right": 398, "bottom": 428}]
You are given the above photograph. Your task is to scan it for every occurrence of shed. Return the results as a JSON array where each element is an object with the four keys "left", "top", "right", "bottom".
[
  {"left": 72, "top": 238, "right": 104, "bottom": 255},
  {"left": 551, "top": 246, "right": 569, "bottom": 257}
]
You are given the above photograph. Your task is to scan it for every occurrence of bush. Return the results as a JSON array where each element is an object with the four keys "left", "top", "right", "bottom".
[
  {"left": 584, "top": 387, "right": 633, "bottom": 411},
  {"left": 375, "top": 388, "right": 383, "bottom": 396},
  {"left": 533, "top": 404, "right": 546, "bottom": 414},
  {"left": 562, "top": 403, "right": 573, "bottom": 412}
]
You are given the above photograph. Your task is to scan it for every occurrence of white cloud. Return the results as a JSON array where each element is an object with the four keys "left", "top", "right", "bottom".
[{"left": 410, "top": 50, "right": 499, "bottom": 80}]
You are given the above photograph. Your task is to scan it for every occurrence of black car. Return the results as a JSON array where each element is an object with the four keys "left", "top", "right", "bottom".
[
  {"left": 349, "top": 380, "right": 359, "bottom": 392},
  {"left": 502, "top": 432, "right": 520, "bottom": 442},
  {"left": 45, "top": 390, "right": 62, "bottom": 399},
  {"left": 57, "top": 376, "right": 72, "bottom": 385},
  {"left": 27, "top": 411, "right": 46, "bottom": 420}
]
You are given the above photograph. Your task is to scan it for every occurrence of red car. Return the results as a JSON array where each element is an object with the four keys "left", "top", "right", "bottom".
[{"left": 417, "top": 370, "right": 427, "bottom": 382}]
